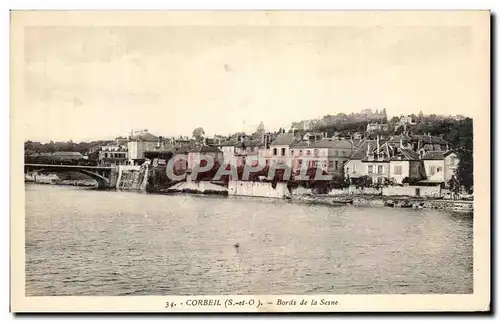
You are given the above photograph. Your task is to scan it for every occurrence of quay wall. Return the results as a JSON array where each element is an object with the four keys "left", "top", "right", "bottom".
[
  {"left": 290, "top": 193, "right": 472, "bottom": 212},
  {"left": 382, "top": 185, "right": 441, "bottom": 197},
  {"left": 290, "top": 185, "right": 439, "bottom": 197},
  {"left": 228, "top": 181, "right": 291, "bottom": 199},
  {"left": 116, "top": 165, "right": 148, "bottom": 191},
  {"left": 168, "top": 181, "right": 227, "bottom": 193}
]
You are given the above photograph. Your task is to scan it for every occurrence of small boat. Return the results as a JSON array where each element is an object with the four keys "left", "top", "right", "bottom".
[
  {"left": 398, "top": 200, "right": 413, "bottom": 208},
  {"left": 451, "top": 204, "right": 473, "bottom": 213},
  {"left": 333, "top": 198, "right": 353, "bottom": 205},
  {"left": 384, "top": 199, "right": 395, "bottom": 207},
  {"left": 412, "top": 202, "right": 424, "bottom": 209}
]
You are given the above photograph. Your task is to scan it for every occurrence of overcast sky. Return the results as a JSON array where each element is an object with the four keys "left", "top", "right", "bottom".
[{"left": 23, "top": 24, "right": 478, "bottom": 142}]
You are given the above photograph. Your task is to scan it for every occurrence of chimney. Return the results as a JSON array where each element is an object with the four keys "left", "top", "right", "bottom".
[
  {"left": 366, "top": 143, "right": 372, "bottom": 157},
  {"left": 377, "top": 135, "right": 380, "bottom": 153}
]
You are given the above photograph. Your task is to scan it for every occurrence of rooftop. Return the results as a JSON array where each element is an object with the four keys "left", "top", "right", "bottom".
[
  {"left": 292, "top": 138, "right": 355, "bottom": 149},
  {"left": 129, "top": 132, "right": 159, "bottom": 142},
  {"left": 347, "top": 139, "right": 378, "bottom": 161},
  {"left": 189, "top": 146, "right": 223, "bottom": 153},
  {"left": 422, "top": 150, "right": 455, "bottom": 160},
  {"left": 270, "top": 133, "right": 299, "bottom": 146},
  {"left": 390, "top": 147, "right": 420, "bottom": 161}
]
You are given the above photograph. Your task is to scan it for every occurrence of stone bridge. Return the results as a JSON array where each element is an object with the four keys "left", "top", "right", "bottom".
[{"left": 25, "top": 164, "right": 119, "bottom": 189}]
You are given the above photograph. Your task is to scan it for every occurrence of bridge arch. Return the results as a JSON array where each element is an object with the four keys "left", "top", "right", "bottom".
[
  {"left": 25, "top": 164, "right": 115, "bottom": 189},
  {"left": 77, "top": 169, "right": 110, "bottom": 188}
]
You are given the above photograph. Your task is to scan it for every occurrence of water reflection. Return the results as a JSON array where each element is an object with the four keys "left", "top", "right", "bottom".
[{"left": 25, "top": 184, "right": 473, "bottom": 295}]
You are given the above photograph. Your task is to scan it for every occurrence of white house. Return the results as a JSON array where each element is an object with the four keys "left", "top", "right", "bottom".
[
  {"left": 268, "top": 133, "right": 297, "bottom": 168},
  {"left": 127, "top": 130, "right": 160, "bottom": 164},
  {"left": 343, "top": 139, "right": 377, "bottom": 180},
  {"left": 421, "top": 150, "right": 459, "bottom": 184}
]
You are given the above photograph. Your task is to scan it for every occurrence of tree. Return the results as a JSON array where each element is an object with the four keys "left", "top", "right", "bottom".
[
  {"left": 192, "top": 127, "right": 205, "bottom": 144},
  {"left": 447, "top": 175, "right": 460, "bottom": 193},
  {"left": 381, "top": 108, "right": 388, "bottom": 121},
  {"left": 253, "top": 121, "right": 266, "bottom": 139},
  {"left": 355, "top": 175, "right": 373, "bottom": 189},
  {"left": 418, "top": 110, "right": 424, "bottom": 120}
]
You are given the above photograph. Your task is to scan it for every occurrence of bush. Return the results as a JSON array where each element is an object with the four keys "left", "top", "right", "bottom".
[
  {"left": 355, "top": 175, "right": 373, "bottom": 189},
  {"left": 401, "top": 177, "right": 421, "bottom": 185},
  {"left": 144, "top": 151, "right": 174, "bottom": 160}
]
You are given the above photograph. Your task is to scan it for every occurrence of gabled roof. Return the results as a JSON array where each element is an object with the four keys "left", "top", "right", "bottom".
[
  {"left": 237, "top": 139, "right": 262, "bottom": 148},
  {"left": 412, "top": 134, "right": 448, "bottom": 145},
  {"left": 421, "top": 151, "right": 445, "bottom": 160},
  {"left": 270, "top": 133, "right": 297, "bottom": 146},
  {"left": 420, "top": 144, "right": 443, "bottom": 152},
  {"left": 390, "top": 148, "right": 420, "bottom": 161},
  {"left": 387, "top": 134, "right": 413, "bottom": 143},
  {"left": 346, "top": 139, "right": 377, "bottom": 161},
  {"left": 444, "top": 150, "right": 458, "bottom": 157}
]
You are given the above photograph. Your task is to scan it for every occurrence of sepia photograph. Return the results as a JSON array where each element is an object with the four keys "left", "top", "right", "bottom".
[{"left": 10, "top": 10, "right": 490, "bottom": 312}]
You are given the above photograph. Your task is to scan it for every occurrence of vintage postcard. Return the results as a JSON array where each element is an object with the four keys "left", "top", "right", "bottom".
[{"left": 11, "top": 10, "right": 490, "bottom": 312}]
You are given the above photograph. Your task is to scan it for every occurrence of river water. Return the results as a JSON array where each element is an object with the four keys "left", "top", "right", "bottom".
[{"left": 25, "top": 184, "right": 473, "bottom": 296}]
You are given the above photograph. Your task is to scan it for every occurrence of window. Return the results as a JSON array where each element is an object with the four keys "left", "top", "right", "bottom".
[
  {"left": 353, "top": 163, "right": 357, "bottom": 173},
  {"left": 291, "top": 150, "right": 294, "bottom": 156},
  {"left": 281, "top": 148, "right": 286, "bottom": 156},
  {"left": 394, "top": 165, "right": 402, "bottom": 175},
  {"left": 333, "top": 150, "right": 338, "bottom": 156},
  {"left": 273, "top": 148, "right": 277, "bottom": 156},
  {"left": 298, "top": 159, "right": 303, "bottom": 167},
  {"left": 339, "top": 150, "right": 344, "bottom": 156},
  {"left": 306, "top": 150, "right": 311, "bottom": 156},
  {"left": 368, "top": 165, "right": 373, "bottom": 174},
  {"left": 378, "top": 165, "right": 383, "bottom": 174},
  {"left": 313, "top": 149, "right": 319, "bottom": 157},
  {"left": 335, "top": 160, "right": 339, "bottom": 170},
  {"left": 429, "top": 166, "right": 435, "bottom": 175},
  {"left": 437, "top": 167, "right": 442, "bottom": 173},
  {"left": 104, "top": 153, "right": 108, "bottom": 158},
  {"left": 329, "top": 161, "right": 334, "bottom": 168},
  {"left": 311, "top": 160, "right": 318, "bottom": 167},
  {"left": 299, "top": 150, "right": 303, "bottom": 156}
]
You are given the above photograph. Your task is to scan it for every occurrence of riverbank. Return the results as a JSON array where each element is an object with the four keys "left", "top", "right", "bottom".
[
  {"left": 291, "top": 193, "right": 473, "bottom": 213},
  {"left": 25, "top": 179, "right": 97, "bottom": 187},
  {"left": 24, "top": 180, "right": 473, "bottom": 213}
]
